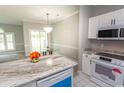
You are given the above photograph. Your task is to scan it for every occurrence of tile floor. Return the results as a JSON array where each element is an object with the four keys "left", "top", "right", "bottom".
[{"left": 73, "top": 71, "right": 100, "bottom": 87}]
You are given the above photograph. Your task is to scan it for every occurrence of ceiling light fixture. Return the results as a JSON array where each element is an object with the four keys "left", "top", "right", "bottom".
[{"left": 43, "top": 13, "right": 53, "bottom": 33}]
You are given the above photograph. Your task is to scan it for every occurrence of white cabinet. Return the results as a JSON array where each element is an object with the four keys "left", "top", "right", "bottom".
[
  {"left": 113, "top": 9, "right": 124, "bottom": 25},
  {"left": 88, "top": 8, "right": 124, "bottom": 40},
  {"left": 98, "top": 8, "right": 124, "bottom": 28},
  {"left": 99, "top": 12, "right": 114, "bottom": 28},
  {"left": 88, "top": 16, "right": 99, "bottom": 39},
  {"left": 37, "top": 68, "right": 73, "bottom": 87},
  {"left": 19, "top": 68, "right": 73, "bottom": 87},
  {"left": 82, "top": 53, "right": 92, "bottom": 75}
]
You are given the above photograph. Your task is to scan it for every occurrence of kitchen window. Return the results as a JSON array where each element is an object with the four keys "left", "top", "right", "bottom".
[
  {"left": 30, "top": 30, "right": 48, "bottom": 52},
  {"left": 0, "top": 29, "right": 15, "bottom": 51}
]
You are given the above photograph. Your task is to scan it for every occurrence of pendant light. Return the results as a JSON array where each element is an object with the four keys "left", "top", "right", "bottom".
[{"left": 43, "top": 13, "right": 53, "bottom": 33}]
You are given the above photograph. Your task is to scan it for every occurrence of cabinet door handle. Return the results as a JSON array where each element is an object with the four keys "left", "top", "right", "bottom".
[
  {"left": 111, "top": 19, "right": 112, "bottom": 25},
  {"left": 114, "top": 19, "right": 116, "bottom": 24},
  {"left": 111, "top": 19, "right": 113, "bottom": 25}
]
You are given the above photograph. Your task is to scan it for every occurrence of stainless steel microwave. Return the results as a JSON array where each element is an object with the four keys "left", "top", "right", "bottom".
[
  {"left": 120, "top": 28, "right": 124, "bottom": 38},
  {"left": 97, "top": 27, "right": 124, "bottom": 39}
]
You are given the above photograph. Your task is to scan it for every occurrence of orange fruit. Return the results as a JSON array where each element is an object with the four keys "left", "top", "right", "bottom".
[{"left": 29, "top": 51, "right": 41, "bottom": 59}]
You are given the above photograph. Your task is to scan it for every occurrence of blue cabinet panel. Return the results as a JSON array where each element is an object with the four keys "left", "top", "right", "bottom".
[{"left": 51, "top": 76, "right": 72, "bottom": 87}]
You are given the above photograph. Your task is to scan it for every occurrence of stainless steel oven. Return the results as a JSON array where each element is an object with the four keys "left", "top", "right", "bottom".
[{"left": 91, "top": 58, "right": 124, "bottom": 87}]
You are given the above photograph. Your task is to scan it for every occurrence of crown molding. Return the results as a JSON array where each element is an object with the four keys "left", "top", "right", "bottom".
[
  {"left": 52, "top": 10, "right": 79, "bottom": 25},
  {"left": 23, "top": 10, "right": 79, "bottom": 25}
]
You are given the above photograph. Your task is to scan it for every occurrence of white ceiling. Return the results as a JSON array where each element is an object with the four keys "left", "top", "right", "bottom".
[{"left": 0, "top": 5, "right": 79, "bottom": 25}]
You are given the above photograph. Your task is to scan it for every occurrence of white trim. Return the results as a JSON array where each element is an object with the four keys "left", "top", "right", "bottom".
[
  {"left": 53, "top": 11, "right": 79, "bottom": 24},
  {"left": 15, "top": 50, "right": 25, "bottom": 53},
  {"left": 0, "top": 32, "right": 16, "bottom": 52},
  {"left": 5, "top": 32, "right": 16, "bottom": 50},
  {"left": 22, "top": 19, "right": 44, "bottom": 25},
  {"left": 15, "top": 43, "right": 24, "bottom": 45},
  {"left": 22, "top": 11, "right": 79, "bottom": 25},
  {"left": 0, "top": 33, "right": 5, "bottom": 51},
  {"left": 63, "top": 11, "right": 79, "bottom": 20},
  {"left": 51, "top": 43, "right": 78, "bottom": 50},
  {"left": 30, "top": 30, "right": 48, "bottom": 51},
  {"left": 0, "top": 50, "right": 25, "bottom": 53},
  {"left": 24, "top": 44, "right": 30, "bottom": 46}
]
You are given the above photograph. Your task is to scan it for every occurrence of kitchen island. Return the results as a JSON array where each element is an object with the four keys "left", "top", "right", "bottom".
[{"left": 0, "top": 54, "right": 77, "bottom": 87}]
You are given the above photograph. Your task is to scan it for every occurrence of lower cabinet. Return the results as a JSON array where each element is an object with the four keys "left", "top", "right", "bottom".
[
  {"left": 20, "top": 68, "right": 73, "bottom": 87},
  {"left": 82, "top": 53, "right": 92, "bottom": 75},
  {"left": 37, "top": 68, "right": 73, "bottom": 87}
]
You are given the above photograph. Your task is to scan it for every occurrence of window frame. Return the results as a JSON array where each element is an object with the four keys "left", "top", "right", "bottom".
[
  {"left": 5, "top": 32, "right": 16, "bottom": 51},
  {"left": 0, "top": 33, "right": 5, "bottom": 51},
  {"left": 30, "top": 30, "right": 48, "bottom": 52},
  {"left": 0, "top": 32, "right": 16, "bottom": 52}
]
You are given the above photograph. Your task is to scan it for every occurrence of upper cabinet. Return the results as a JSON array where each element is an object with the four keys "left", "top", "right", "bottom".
[
  {"left": 113, "top": 9, "right": 124, "bottom": 25},
  {"left": 88, "top": 16, "right": 99, "bottom": 39},
  {"left": 99, "top": 9, "right": 124, "bottom": 28},
  {"left": 88, "top": 8, "right": 124, "bottom": 39},
  {"left": 98, "top": 12, "right": 114, "bottom": 28}
]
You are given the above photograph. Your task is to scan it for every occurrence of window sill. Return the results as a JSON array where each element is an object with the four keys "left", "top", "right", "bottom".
[{"left": 0, "top": 49, "right": 16, "bottom": 53}]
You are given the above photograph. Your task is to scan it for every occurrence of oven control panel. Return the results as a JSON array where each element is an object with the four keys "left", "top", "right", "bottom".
[
  {"left": 92, "top": 54, "right": 124, "bottom": 67},
  {"left": 99, "top": 57, "right": 112, "bottom": 62}
]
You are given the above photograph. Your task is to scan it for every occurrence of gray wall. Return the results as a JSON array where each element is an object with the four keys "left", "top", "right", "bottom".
[
  {"left": 92, "top": 5, "right": 124, "bottom": 16},
  {"left": 78, "top": 5, "right": 93, "bottom": 70},
  {"left": 51, "top": 5, "right": 93, "bottom": 70},
  {"left": 0, "top": 23, "right": 25, "bottom": 58},
  {"left": 51, "top": 13, "right": 79, "bottom": 60}
]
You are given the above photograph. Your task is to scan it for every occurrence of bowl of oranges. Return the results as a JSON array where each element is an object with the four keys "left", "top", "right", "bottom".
[{"left": 29, "top": 51, "right": 41, "bottom": 63}]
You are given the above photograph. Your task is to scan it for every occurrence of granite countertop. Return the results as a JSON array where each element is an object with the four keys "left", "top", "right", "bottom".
[
  {"left": 84, "top": 48, "right": 124, "bottom": 56},
  {"left": 0, "top": 54, "right": 77, "bottom": 87}
]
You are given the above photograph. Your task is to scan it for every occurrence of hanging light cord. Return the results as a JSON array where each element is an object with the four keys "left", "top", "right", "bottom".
[{"left": 46, "top": 13, "right": 49, "bottom": 25}]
